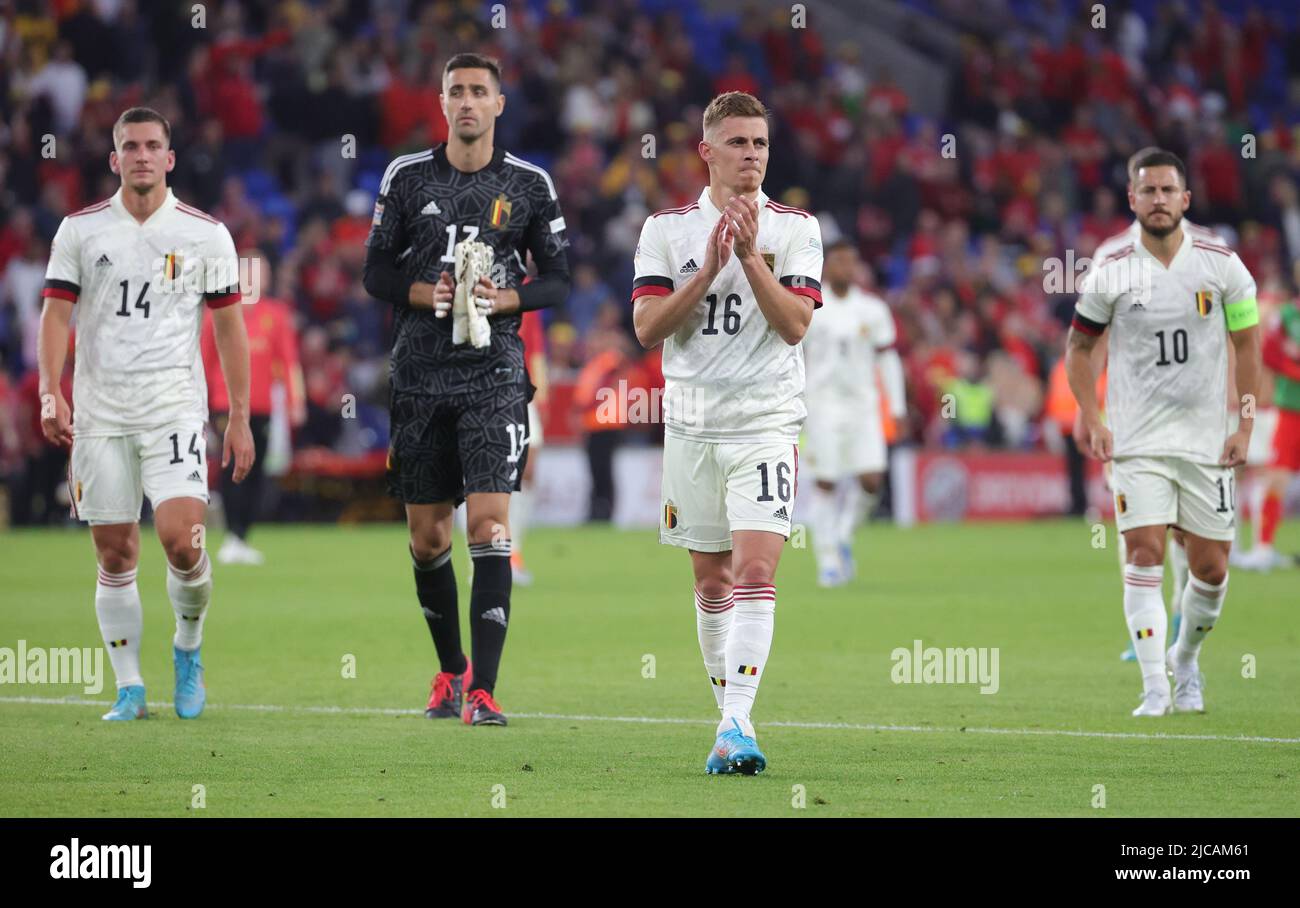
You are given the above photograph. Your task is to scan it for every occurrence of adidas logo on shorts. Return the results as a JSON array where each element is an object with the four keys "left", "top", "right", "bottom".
[
  {"left": 772, "top": 505, "right": 789, "bottom": 521},
  {"left": 481, "top": 606, "right": 508, "bottom": 628},
  {"left": 95, "top": 254, "right": 112, "bottom": 267},
  {"left": 187, "top": 470, "right": 203, "bottom": 482},
  {"left": 679, "top": 258, "right": 700, "bottom": 275}
]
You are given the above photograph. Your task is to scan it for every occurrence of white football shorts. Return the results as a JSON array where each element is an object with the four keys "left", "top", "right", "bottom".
[
  {"left": 70, "top": 420, "right": 210, "bottom": 525},
  {"left": 1110, "top": 455, "right": 1236, "bottom": 542},
  {"left": 659, "top": 435, "right": 799, "bottom": 552}
]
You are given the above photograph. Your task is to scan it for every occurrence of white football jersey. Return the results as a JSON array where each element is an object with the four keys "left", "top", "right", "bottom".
[
  {"left": 1074, "top": 227, "right": 1257, "bottom": 463},
  {"left": 632, "top": 187, "right": 823, "bottom": 442},
  {"left": 42, "top": 188, "right": 241, "bottom": 436},
  {"left": 803, "top": 284, "right": 896, "bottom": 417}
]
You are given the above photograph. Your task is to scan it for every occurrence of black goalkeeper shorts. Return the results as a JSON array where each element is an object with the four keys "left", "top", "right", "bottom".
[{"left": 386, "top": 383, "right": 531, "bottom": 506}]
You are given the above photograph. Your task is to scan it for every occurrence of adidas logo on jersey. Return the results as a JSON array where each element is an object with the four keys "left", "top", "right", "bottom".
[
  {"left": 420, "top": 199, "right": 442, "bottom": 216},
  {"left": 1129, "top": 301, "right": 1146, "bottom": 312},
  {"left": 187, "top": 470, "right": 203, "bottom": 482},
  {"left": 679, "top": 258, "right": 700, "bottom": 275},
  {"left": 481, "top": 606, "right": 508, "bottom": 628},
  {"left": 772, "top": 505, "right": 789, "bottom": 521},
  {"left": 95, "top": 254, "right": 112, "bottom": 267}
]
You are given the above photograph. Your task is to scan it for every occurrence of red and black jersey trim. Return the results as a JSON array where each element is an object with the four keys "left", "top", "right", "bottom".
[
  {"left": 650, "top": 203, "right": 700, "bottom": 218},
  {"left": 205, "top": 284, "right": 242, "bottom": 309},
  {"left": 68, "top": 199, "right": 111, "bottom": 218},
  {"left": 42, "top": 278, "right": 80, "bottom": 303},
  {"left": 1192, "top": 241, "right": 1232, "bottom": 257},
  {"left": 780, "top": 275, "right": 822, "bottom": 307},
  {"left": 1071, "top": 311, "right": 1107, "bottom": 336},
  {"left": 631, "top": 275, "right": 674, "bottom": 301},
  {"left": 765, "top": 200, "right": 813, "bottom": 219},
  {"left": 176, "top": 201, "right": 220, "bottom": 225}
]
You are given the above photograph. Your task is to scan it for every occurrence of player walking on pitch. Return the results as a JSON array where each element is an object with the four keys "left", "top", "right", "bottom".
[
  {"left": 1066, "top": 150, "right": 1261, "bottom": 717},
  {"left": 802, "top": 241, "right": 906, "bottom": 587},
  {"left": 39, "top": 107, "right": 254, "bottom": 721},
  {"left": 362, "top": 54, "right": 570, "bottom": 726},
  {"left": 632, "top": 92, "right": 823, "bottom": 773}
]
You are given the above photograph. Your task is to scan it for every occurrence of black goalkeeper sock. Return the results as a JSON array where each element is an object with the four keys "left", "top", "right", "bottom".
[
  {"left": 411, "top": 545, "right": 467, "bottom": 675},
  {"left": 467, "top": 540, "right": 512, "bottom": 695}
]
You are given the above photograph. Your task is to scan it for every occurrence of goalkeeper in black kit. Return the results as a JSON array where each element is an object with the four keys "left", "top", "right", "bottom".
[{"left": 362, "top": 53, "right": 570, "bottom": 726}]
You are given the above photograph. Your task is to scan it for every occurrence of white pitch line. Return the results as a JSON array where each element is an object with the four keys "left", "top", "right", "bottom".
[{"left": 3, "top": 695, "right": 1298, "bottom": 745}]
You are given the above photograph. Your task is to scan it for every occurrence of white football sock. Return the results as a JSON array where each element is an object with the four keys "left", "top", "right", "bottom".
[
  {"left": 168, "top": 550, "right": 212, "bottom": 651},
  {"left": 1122, "top": 564, "right": 1169, "bottom": 694},
  {"left": 694, "top": 588, "right": 733, "bottom": 711},
  {"left": 96, "top": 566, "right": 143, "bottom": 688},
  {"left": 837, "top": 481, "right": 877, "bottom": 547},
  {"left": 1169, "top": 536, "right": 1188, "bottom": 616},
  {"left": 1174, "top": 571, "right": 1227, "bottom": 665},
  {"left": 512, "top": 485, "right": 531, "bottom": 556},
  {"left": 721, "top": 583, "right": 775, "bottom": 736},
  {"left": 810, "top": 485, "right": 839, "bottom": 573}
]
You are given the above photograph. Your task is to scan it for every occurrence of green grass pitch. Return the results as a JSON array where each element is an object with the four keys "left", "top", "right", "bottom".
[{"left": 1, "top": 519, "right": 1297, "bottom": 817}]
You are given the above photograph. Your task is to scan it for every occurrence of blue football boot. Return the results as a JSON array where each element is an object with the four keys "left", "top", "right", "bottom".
[
  {"left": 173, "top": 646, "right": 206, "bottom": 719},
  {"left": 705, "top": 718, "right": 767, "bottom": 775},
  {"left": 102, "top": 684, "right": 148, "bottom": 721}
]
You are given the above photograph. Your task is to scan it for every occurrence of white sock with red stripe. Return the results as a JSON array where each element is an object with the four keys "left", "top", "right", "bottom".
[
  {"left": 1173, "top": 572, "right": 1227, "bottom": 665},
  {"left": 96, "top": 566, "right": 143, "bottom": 688},
  {"left": 168, "top": 550, "right": 212, "bottom": 651},
  {"left": 721, "top": 582, "right": 775, "bottom": 736},
  {"left": 1122, "top": 564, "right": 1168, "bottom": 694},
  {"left": 695, "top": 588, "right": 733, "bottom": 711}
]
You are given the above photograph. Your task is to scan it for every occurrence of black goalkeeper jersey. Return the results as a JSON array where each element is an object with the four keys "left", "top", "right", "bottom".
[{"left": 365, "top": 144, "right": 569, "bottom": 396}]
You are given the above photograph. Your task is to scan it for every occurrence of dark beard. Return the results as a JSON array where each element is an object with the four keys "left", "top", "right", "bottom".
[{"left": 1140, "top": 212, "right": 1181, "bottom": 238}]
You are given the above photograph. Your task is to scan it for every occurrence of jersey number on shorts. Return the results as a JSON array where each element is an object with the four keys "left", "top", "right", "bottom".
[
  {"left": 702, "top": 293, "right": 741, "bottom": 336},
  {"left": 505, "top": 422, "right": 528, "bottom": 463},
  {"left": 116, "top": 280, "right": 151, "bottom": 319},
  {"left": 168, "top": 432, "right": 203, "bottom": 465},
  {"left": 1154, "top": 329, "right": 1188, "bottom": 366},
  {"left": 1215, "top": 475, "right": 1235, "bottom": 513},
  {"left": 755, "top": 461, "right": 792, "bottom": 503}
]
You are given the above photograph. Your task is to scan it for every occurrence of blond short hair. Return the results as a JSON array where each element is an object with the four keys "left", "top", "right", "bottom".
[{"left": 703, "top": 91, "right": 769, "bottom": 138}]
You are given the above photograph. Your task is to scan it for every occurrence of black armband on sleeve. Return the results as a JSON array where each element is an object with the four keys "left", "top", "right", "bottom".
[{"left": 362, "top": 244, "right": 413, "bottom": 306}]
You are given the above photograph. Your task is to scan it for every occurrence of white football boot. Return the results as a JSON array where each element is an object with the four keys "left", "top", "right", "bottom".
[
  {"left": 1132, "top": 685, "right": 1172, "bottom": 717},
  {"left": 1167, "top": 646, "right": 1206, "bottom": 713}
]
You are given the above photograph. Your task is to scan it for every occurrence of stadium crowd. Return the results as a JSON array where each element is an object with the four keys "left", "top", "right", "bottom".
[{"left": 2, "top": 0, "right": 1300, "bottom": 524}]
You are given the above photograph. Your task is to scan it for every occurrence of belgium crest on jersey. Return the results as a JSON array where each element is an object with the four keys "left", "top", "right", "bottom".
[
  {"left": 761, "top": 251, "right": 776, "bottom": 272},
  {"left": 489, "top": 193, "right": 512, "bottom": 228},
  {"left": 1195, "top": 290, "right": 1214, "bottom": 317}
]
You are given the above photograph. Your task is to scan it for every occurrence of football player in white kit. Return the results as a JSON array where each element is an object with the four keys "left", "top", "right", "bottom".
[
  {"left": 38, "top": 108, "right": 254, "bottom": 721},
  {"left": 1066, "top": 150, "right": 1260, "bottom": 717},
  {"left": 632, "top": 92, "right": 822, "bottom": 774},
  {"left": 802, "top": 240, "right": 906, "bottom": 586},
  {"left": 1095, "top": 148, "right": 1227, "bottom": 661}
]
